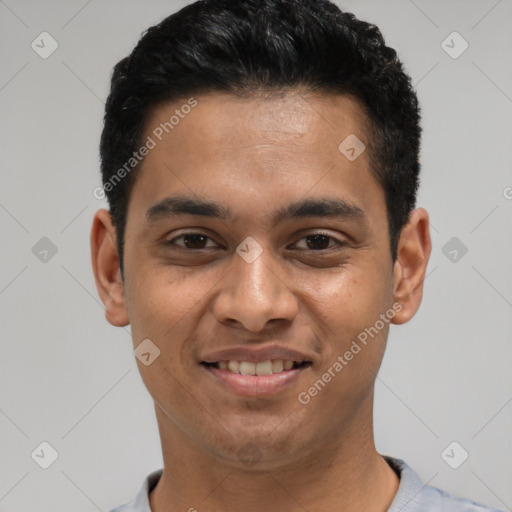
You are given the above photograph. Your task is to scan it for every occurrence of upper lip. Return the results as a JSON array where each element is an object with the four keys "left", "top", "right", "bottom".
[{"left": 200, "top": 344, "right": 313, "bottom": 364}]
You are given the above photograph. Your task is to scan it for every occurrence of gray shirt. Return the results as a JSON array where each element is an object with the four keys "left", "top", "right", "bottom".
[{"left": 108, "top": 456, "right": 503, "bottom": 512}]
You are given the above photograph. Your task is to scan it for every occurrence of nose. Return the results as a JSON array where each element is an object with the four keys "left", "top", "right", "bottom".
[{"left": 212, "top": 244, "right": 299, "bottom": 332}]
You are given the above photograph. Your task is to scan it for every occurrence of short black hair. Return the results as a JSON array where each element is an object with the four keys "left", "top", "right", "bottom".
[{"left": 100, "top": 0, "right": 421, "bottom": 277}]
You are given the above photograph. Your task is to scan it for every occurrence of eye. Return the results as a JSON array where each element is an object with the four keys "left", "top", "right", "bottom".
[
  {"left": 163, "top": 231, "right": 345, "bottom": 252},
  {"left": 293, "top": 232, "right": 345, "bottom": 251},
  {"left": 167, "top": 233, "right": 220, "bottom": 250}
]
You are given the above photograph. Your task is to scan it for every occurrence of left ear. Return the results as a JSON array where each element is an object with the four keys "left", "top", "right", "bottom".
[{"left": 390, "top": 207, "right": 432, "bottom": 325}]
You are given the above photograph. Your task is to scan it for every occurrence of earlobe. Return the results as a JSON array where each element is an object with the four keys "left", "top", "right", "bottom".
[
  {"left": 390, "top": 208, "right": 432, "bottom": 325},
  {"left": 90, "top": 209, "right": 130, "bottom": 327}
]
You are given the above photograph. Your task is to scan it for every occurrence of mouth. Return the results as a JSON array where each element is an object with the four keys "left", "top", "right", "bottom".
[
  {"left": 201, "top": 359, "right": 312, "bottom": 375},
  {"left": 200, "top": 359, "right": 312, "bottom": 397}
]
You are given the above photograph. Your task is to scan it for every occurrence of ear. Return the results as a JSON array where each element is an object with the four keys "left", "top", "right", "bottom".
[
  {"left": 390, "top": 207, "right": 432, "bottom": 325},
  {"left": 90, "top": 209, "right": 130, "bottom": 327}
]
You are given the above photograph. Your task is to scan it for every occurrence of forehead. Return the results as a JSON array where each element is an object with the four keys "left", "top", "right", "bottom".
[
  {"left": 144, "top": 90, "right": 370, "bottom": 157},
  {"left": 128, "top": 91, "right": 384, "bottom": 228}
]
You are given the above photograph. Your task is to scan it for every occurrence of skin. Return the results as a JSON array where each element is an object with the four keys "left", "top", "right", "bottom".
[{"left": 91, "top": 90, "right": 431, "bottom": 512}]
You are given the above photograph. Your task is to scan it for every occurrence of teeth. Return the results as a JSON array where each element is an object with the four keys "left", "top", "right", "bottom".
[
  {"left": 255, "top": 360, "right": 273, "bottom": 375},
  {"left": 217, "top": 359, "right": 298, "bottom": 375},
  {"left": 272, "top": 360, "right": 284, "bottom": 373},
  {"left": 283, "top": 360, "right": 294, "bottom": 370},
  {"left": 240, "top": 362, "right": 256, "bottom": 375},
  {"left": 227, "top": 360, "right": 240, "bottom": 373}
]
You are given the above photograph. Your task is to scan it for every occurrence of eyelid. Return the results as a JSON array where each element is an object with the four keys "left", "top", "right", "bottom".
[
  {"left": 163, "top": 230, "right": 346, "bottom": 250},
  {"left": 290, "top": 231, "right": 346, "bottom": 250},
  {"left": 166, "top": 231, "right": 222, "bottom": 248}
]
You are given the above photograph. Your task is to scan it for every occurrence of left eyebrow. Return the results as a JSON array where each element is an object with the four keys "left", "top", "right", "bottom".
[
  {"left": 146, "top": 194, "right": 366, "bottom": 227},
  {"left": 272, "top": 197, "right": 365, "bottom": 227}
]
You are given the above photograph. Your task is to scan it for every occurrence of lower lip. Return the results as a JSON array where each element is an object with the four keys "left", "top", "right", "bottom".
[{"left": 201, "top": 364, "right": 309, "bottom": 397}]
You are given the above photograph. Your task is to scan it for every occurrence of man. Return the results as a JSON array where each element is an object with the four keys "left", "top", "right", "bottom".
[{"left": 90, "top": 0, "right": 502, "bottom": 510}]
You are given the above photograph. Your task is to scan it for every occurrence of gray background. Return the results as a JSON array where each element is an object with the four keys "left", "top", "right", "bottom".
[{"left": 1, "top": 0, "right": 511, "bottom": 510}]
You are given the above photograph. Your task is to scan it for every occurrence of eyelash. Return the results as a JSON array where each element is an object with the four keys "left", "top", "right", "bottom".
[{"left": 164, "top": 231, "right": 346, "bottom": 252}]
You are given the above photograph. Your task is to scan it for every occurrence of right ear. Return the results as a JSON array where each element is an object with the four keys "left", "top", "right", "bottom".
[{"left": 90, "top": 209, "right": 130, "bottom": 327}]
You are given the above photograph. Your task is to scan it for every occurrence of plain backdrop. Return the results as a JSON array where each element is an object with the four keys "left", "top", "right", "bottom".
[{"left": 0, "top": 0, "right": 511, "bottom": 510}]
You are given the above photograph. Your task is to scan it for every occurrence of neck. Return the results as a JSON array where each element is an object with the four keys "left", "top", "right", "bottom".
[{"left": 149, "top": 396, "right": 399, "bottom": 512}]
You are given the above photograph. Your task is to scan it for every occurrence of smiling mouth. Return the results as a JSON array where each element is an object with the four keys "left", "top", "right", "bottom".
[{"left": 201, "top": 360, "right": 312, "bottom": 376}]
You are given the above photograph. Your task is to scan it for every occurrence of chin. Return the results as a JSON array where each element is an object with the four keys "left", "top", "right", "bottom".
[{"left": 206, "top": 425, "right": 306, "bottom": 469}]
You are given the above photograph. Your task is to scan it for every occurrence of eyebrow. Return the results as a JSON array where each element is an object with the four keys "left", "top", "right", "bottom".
[{"left": 146, "top": 194, "right": 366, "bottom": 226}]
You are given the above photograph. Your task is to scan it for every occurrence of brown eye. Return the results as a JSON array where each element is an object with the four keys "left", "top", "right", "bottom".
[
  {"left": 294, "top": 233, "right": 342, "bottom": 251},
  {"left": 305, "top": 234, "right": 331, "bottom": 250},
  {"left": 182, "top": 234, "right": 208, "bottom": 249},
  {"left": 169, "top": 233, "right": 219, "bottom": 249}
]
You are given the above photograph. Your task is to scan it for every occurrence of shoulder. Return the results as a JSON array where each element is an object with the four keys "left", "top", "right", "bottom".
[
  {"left": 384, "top": 456, "right": 504, "bottom": 512},
  {"left": 415, "top": 483, "right": 503, "bottom": 512},
  {"left": 107, "top": 469, "right": 163, "bottom": 512}
]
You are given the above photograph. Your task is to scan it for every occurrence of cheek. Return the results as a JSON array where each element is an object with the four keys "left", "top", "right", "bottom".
[
  {"left": 125, "top": 271, "right": 205, "bottom": 412},
  {"left": 300, "top": 276, "right": 391, "bottom": 416},
  {"left": 305, "top": 265, "right": 390, "bottom": 334},
  {"left": 126, "top": 266, "right": 209, "bottom": 350},
  {"left": 299, "top": 265, "right": 393, "bottom": 398}
]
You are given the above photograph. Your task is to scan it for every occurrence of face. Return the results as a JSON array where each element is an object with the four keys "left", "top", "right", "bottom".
[{"left": 92, "top": 90, "right": 430, "bottom": 469}]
